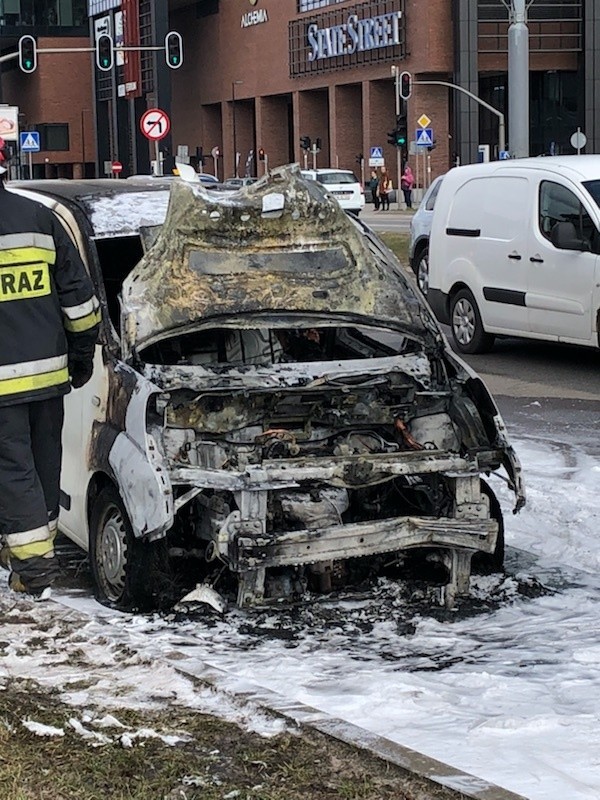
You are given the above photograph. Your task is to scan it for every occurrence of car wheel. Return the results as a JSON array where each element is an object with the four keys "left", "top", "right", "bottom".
[
  {"left": 89, "top": 485, "right": 169, "bottom": 611},
  {"left": 472, "top": 480, "right": 504, "bottom": 574},
  {"left": 450, "top": 288, "right": 495, "bottom": 354},
  {"left": 414, "top": 246, "right": 429, "bottom": 296}
]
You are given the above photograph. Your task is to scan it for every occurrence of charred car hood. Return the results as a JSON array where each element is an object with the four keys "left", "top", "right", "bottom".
[{"left": 121, "top": 165, "right": 437, "bottom": 353}]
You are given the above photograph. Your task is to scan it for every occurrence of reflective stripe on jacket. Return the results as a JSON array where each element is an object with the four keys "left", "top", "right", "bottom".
[{"left": 0, "top": 185, "right": 100, "bottom": 406}]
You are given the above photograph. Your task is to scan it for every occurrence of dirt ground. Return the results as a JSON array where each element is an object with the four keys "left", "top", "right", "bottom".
[{"left": 0, "top": 681, "right": 465, "bottom": 800}]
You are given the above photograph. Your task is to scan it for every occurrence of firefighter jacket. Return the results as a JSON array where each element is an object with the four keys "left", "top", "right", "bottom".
[{"left": 0, "top": 182, "right": 100, "bottom": 407}]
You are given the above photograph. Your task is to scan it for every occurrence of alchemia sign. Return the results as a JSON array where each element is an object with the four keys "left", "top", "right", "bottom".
[{"left": 307, "top": 10, "right": 402, "bottom": 61}]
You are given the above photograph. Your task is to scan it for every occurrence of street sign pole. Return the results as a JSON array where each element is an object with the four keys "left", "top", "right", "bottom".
[{"left": 28, "top": 152, "right": 32, "bottom": 180}]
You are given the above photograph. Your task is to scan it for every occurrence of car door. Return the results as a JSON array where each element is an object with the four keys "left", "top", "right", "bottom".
[{"left": 526, "top": 179, "right": 599, "bottom": 343}]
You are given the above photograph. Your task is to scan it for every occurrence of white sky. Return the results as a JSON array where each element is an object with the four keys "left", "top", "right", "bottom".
[{"left": 1, "top": 427, "right": 599, "bottom": 799}]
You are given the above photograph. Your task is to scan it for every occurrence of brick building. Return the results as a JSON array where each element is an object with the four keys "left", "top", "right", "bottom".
[
  {"left": 167, "top": 0, "right": 588, "bottom": 188},
  {"left": 0, "top": 0, "right": 592, "bottom": 184},
  {"left": 0, "top": 2, "right": 93, "bottom": 178}
]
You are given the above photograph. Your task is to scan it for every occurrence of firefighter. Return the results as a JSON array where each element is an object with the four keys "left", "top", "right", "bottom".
[{"left": 0, "top": 138, "right": 100, "bottom": 595}]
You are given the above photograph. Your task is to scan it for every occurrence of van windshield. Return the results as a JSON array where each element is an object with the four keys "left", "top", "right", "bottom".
[{"left": 582, "top": 180, "right": 600, "bottom": 208}]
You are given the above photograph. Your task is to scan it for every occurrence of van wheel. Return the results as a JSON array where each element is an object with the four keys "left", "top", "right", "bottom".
[
  {"left": 472, "top": 480, "right": 505, "bottom": 574},
  {"left": 89, "top": 485, "right": 169, "bottom": 611},
  {"left": 450, "top": 289, "right": 495, "bottom": 354},
  {"left": 414, "top": 246, "right": 429, "bottom": 295}
]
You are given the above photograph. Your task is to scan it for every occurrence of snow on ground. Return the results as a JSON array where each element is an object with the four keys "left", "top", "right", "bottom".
[{"left": 1, "top": 431, "right": 599, "bottom": 799}]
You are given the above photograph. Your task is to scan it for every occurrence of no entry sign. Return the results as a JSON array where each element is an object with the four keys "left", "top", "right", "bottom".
[
  {"left": 140, "top": 108, "right": 171, "bottom": 141},
  {"left": 111, "top": 161, "right": 123, "bottom": 173}
]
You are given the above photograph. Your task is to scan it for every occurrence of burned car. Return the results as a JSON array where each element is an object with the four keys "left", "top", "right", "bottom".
[{"left": 10, "top": 166, "right": 524, "bottom": 611}]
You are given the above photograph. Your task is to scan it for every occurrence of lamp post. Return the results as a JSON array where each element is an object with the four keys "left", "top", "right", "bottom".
[
  {"left": 232, "top": 80, "right": 243, "bottom": 178},
  {"left": 505, "top": 0, "right": 530, "bottom": 158}
]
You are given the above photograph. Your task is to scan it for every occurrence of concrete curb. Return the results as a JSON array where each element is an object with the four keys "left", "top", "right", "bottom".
[{"left": 173, "top": 657, "right": 528, "bottom": 800}]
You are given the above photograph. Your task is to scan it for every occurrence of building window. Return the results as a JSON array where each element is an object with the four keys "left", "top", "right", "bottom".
[
  {"left": 298, "top": 0, "right": 347, "bottom": 12},
  {"left": 37, "top": 123, "right": 70, "bottom": 151}
]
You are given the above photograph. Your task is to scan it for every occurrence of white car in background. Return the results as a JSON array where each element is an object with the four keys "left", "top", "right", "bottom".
[
  {"left": 301, "top": 168, "right": 365, "bottom": 215},
  {"left": 409, "top": 175, "right": 444, "bottom": 295}
]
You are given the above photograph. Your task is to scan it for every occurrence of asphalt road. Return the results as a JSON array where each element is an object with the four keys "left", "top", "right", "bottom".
[{"left": 361, "top": 205, "right": 413, "bottom": 233}]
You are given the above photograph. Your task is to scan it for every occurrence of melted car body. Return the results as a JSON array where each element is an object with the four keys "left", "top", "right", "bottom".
[{"left": 11, "top": 167, "right": 524, "bottom": 611}]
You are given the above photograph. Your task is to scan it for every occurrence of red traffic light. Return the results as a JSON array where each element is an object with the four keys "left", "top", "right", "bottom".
[{"left": 399, "top": 71, "right": 412, "bottom": 101}]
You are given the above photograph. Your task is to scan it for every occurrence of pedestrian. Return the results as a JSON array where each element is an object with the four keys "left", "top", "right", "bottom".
[
  {"left": 378, "top": 167, "right": 392, "bottom": 211},
  {"left": 401, "top": 164, "right": 415, "bottom": 209},
  {"left": 0, "top": 138, "right": 100, "bottom": 596},
  {"left": 368, "top": 169, "right": 380, "bottom": 211}
]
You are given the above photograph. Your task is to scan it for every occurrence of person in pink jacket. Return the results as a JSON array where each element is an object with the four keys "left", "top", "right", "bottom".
[{"left": 401, "top": 164, "right": 415, "bottom": 209}]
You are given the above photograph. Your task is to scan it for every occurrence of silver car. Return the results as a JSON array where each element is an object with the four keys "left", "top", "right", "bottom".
[{"left": 409, "top": 175, "right": 443, "bottom": 295}]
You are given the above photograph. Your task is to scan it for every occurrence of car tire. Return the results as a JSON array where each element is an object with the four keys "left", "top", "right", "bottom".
[
  {"left": 472, "top": 480, "right": 504, "bottom": 574},
  {"left": 450, "top": 288, "right": 495, "bottom": 354},
  {"left": 89, "top": 485, "right": 169, "bottom": 611},
  {"left": 413, "top": 245, "right": 429, "bottom": 296}
]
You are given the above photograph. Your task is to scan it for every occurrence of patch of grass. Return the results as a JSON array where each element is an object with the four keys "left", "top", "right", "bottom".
[
  {"left": 379, "top": 232, "right": 411, "bottom": 269},
  {"left": 0, "top": 680, "right": 461, "bottom": 800}
]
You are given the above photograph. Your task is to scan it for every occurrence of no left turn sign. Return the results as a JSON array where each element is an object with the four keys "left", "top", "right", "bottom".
[{"left": 140, "top": 108, "right": 171, "bottom": 141}]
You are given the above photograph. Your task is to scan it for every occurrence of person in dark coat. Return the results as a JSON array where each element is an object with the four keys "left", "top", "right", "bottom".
[{"left": 0, "top": 138, "right": 100, "bottom": 595}]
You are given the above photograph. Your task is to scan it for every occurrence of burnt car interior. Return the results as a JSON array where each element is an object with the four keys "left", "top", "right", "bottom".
[
  {"left": 140, "top": 324, "right": 420, "bottom": 366},
  {"left": 95, "top": 235, "right": 144, "bottom": 328}
]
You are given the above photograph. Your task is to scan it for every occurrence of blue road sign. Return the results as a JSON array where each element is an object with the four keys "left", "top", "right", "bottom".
[
  {"left": 499, "top": 150, "right": 511, "bottom": 160},
  {"left": 370, "top": 146, "right": 383, "bottom": 159},
  {"left": 415, "top": 128, "right": 434, "bottom": 147},
  {"left": 20, "top": 131, "right": 40, "bottom": 152}
]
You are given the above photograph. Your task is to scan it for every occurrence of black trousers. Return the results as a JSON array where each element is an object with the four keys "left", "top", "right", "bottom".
[{"left": 0, "top": 396, "right": 64, "bottom": 589}]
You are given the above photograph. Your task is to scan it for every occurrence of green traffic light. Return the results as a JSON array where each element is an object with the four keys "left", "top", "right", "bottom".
[{"left": 25, "top": 59, "right": 32, "bottom": 69}]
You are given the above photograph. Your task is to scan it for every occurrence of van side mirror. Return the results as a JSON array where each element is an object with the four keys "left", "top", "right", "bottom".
[{"left": 550, "top": 221, "right": 591, "bottom": 252}]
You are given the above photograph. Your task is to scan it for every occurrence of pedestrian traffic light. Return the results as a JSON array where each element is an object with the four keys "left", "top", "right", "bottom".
[
  {"left": 315, "top": 137, "right": 322, "bottom": 151},
  {"left": 18, "top": 35, "right": 37, "bottom": 74},
  {"left": 96, "top": 33, "right": 114, "bottom": 72},
  {"left": 300, "top": 135, "right": 311, "bottom": 150},
  {"left": 258, "top": 147, "right": 266, "bottom": 161},
  {"left": 165, "top": 31, "right": 183, "bottom": 69},
  {"left": 399, "top": 71, "right": 412, "bottom": 101},
  {"left": 356, "top": 153, "right": 363, "bottom": 164}
]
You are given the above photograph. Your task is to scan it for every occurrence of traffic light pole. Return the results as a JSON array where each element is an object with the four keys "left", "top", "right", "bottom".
[
  {"left": 414, "top": 80, "right": 506, "bottom": 155},
  {"left": 392, "top": 66, "right": 402, "bottom": 211}
]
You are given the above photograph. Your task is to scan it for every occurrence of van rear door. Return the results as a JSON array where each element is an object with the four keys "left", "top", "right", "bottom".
[{"left": 527, "top": 178, "right": 599, "bottom": 344}]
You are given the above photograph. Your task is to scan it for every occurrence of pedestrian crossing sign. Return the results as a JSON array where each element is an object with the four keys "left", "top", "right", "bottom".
[
  {"left": 20, "top": 131, "right": 40, "bottom": 152},
  {"left": 415, "top": 128, "right": 434, "bottom": 147}
]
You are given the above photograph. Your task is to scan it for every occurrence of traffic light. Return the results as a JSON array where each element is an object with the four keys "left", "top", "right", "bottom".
[
  {"left": 399, "top": 71, "right": 412, "bottom": 101},
  {"left": 315, "top": 137, "right": 322, "bottom": 151},
  {"left": 356, "top": 153, "right": 363, "bottom": 164},
  {"left": 96, "top": 33, "right": 114, "bottom": 72},
  {"left": 395, "top": 114, "right": 408, "bottom": 147},
  {"left": 18, "top": 35, "right": 37, "bottom": 74},
  {"left": 165, "top": 31, "right": 183, "bottom": 69},
  {"left": 258, "top": 147, "right": 266, "bottom": 161},
  {"left": 300, "top": 135, "right": 311, "bottom": 150}
]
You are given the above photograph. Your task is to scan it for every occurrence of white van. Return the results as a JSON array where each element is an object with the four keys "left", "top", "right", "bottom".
[{"left": 427, "top": 155, "right": 600, "bottom": 353}]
